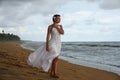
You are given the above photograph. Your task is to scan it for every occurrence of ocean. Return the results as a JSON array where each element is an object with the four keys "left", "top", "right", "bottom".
[{"left": 21, "top": 41, "right": 120, "bottom": 75}]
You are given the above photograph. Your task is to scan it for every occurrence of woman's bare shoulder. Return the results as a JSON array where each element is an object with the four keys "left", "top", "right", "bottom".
[
  {"left": 48, "top": 24, "right": 53, "bottom": 28},
  {"left": 48, "top": 24, "right": 53, "bottom": 32}
]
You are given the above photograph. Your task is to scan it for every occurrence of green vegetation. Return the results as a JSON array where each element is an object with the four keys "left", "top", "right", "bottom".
[{"left": 0, "top": 30, "right": 20, "bottom": 41}]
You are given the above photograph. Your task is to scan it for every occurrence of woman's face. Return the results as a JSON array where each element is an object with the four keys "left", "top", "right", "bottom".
[{"left": 54, "top": 16, "right": 61, "bottom": 23}]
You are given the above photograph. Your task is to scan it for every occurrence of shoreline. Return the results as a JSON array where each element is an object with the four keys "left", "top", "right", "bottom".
[
  {"left": 21, "top": 41, "right": 120, "bottom": 76},
  {"left": 0, "top": 41, "right": 120, "bottom": 80}
]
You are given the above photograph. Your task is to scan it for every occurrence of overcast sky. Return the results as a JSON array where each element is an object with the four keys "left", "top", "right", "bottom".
[{"left": 0, "top": 0, "right": 120, "bottom": 42}]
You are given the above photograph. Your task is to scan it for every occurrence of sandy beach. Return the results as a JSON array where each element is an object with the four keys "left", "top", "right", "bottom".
[{"left": 0, "top": 41, "right": 120, "bottom": 80}]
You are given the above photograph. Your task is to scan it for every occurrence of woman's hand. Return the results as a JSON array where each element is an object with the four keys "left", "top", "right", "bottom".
[
  {"left": 56, "top": 25, "right": 64, "bottom": 35},
  {"left": 46, "top": 47, "right": 50, "bottom": 52}
]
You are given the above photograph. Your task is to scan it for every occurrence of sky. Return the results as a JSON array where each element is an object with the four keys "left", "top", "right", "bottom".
[{"left": 0, "top": 0, "right": 120, "bottom": 42}]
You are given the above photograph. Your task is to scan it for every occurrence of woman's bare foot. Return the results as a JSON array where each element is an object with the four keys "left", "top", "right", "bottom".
[
  {"left": 50, "top": 75, "right": 59, "bottom": 78},
  {"left": 53, "top": 75, "right": 59, "bottom": 78}
]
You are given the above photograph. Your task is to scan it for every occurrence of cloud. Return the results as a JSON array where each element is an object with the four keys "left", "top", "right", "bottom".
[
  {"left": 96, "top": 15, "right": 120, "bottom": 24},
  {"left": 0, "top": 0, "right": 119, "bottom": 28},
  {"left": 0, "top": 0, "right": 69, "bottom": 41},
  {"left": 86, "top": 0, "right": 98, "bottom": 2},
  {"left": 0, "top": 0, "right": 120, "bottom": 41},
  {"left": 86, "top": 0, "right": 120, "bottom": 10},
  {"left": 62, "top": 11, "right": 94, "bottom": 27},
  {"left": 100, "top": 0, "right": 120, "bottom": 9},
  {"left": 0, "top": 0, "right": 68, "bottom": 28}
]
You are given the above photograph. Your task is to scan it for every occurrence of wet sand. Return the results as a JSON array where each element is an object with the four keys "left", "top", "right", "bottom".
[{"left": 0, "top": 41, "right": 120, "bottom": 80}]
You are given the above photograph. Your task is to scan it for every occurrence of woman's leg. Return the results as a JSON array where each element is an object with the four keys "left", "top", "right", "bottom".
[
  {"left": 50, "top": 56, "right": 59, "bottom": 77},
  {"left": 53, "top": 57, "right": 58, "bottom": 76},
  {"left": 50, "top": 61, "right": 54, "bottom": 76}
]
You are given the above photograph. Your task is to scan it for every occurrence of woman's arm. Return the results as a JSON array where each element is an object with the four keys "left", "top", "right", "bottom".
[
  {"left": 56, "top": 25, "right": 64, "bottom": 35},
  {"left": 46, "top": 25, "right": 52, "bottom": 52}
]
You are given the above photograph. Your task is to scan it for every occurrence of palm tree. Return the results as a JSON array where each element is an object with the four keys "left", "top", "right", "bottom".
[{"left": 2, "top": 30, "right": 4, "bottom": 34}]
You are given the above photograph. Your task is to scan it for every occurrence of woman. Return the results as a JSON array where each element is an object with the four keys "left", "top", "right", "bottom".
[{"left": 27, "top": 14, "right": 64, "bottom": 78}]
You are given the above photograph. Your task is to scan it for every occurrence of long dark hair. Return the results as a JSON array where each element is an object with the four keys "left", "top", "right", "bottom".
[{"left": 52, "top": 14, "right": 61, "bottom": 22}]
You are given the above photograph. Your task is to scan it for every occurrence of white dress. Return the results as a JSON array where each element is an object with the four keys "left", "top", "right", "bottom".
[{"left": 27, "top": 27, "right": 61, "bottom": 72}]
